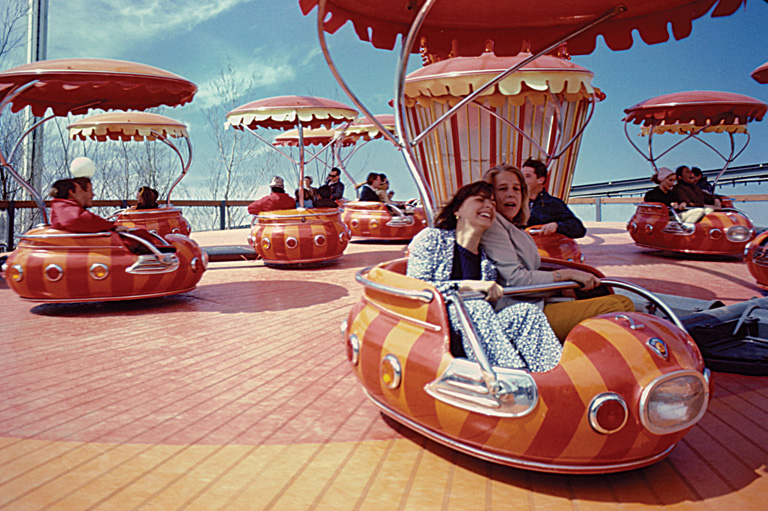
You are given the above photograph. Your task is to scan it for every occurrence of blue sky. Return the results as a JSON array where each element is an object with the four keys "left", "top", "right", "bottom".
[{"left": 45, "top": 1, "right": 768, "bottom": 200}]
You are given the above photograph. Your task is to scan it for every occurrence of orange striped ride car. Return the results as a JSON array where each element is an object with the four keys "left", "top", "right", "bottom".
[{"left": 343, "top": 258, "right": 711, "bottom": 474}]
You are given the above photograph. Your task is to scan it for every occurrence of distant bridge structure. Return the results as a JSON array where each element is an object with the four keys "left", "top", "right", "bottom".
[{"left": 569, "top": 163, "right": 768, "bottom": 198}]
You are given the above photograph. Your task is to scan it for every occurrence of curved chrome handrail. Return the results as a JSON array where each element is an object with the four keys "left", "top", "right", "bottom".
[{"left": 355, "top": 266, "right": 434, "bottom": 303}]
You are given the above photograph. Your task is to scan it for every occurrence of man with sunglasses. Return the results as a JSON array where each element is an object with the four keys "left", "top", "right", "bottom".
[{"left": 326, "top": 167, "right": 345, "bottom": 202}]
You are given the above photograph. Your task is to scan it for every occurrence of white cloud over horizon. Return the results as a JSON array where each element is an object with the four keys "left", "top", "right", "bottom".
[{"left": 48, "top": 0, "right": 251, "bottom": 58}]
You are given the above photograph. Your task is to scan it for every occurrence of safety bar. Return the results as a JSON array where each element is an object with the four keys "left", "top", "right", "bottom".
[
  {"left": 355, "top": 266, "right": 434, "bottom": 302},
  {"left": 446, "top": 289, "right": 501, "bottom": 395}
]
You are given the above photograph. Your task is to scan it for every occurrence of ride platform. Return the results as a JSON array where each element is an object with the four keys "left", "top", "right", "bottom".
[{"left": 1, "top": 223, "right": 766, "bottom": 510}]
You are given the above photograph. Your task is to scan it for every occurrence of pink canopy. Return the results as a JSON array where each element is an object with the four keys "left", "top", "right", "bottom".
[
  {"left": 274, "top": 127, "right": 356, "bottom": 147},
  {"left": 345, "top": 114, "right": 395, "bottom": 142},
  {"left": 68, "top": 112, "right": 189, "bottom": 142},
  {"left": 226, "top": 95, "right": 358, "bottom": 131},
  {"left": 0, "top": 58, "right": 197, "bottom": 117},
  {"left": 623, "top": 91, "right": 767, "bottom": 127},
  {"left": 752, "top": 61, "right": 768, "bottom": 84},
  {"left": 299, "top": 0, "right": 743, "bottom": 60}
]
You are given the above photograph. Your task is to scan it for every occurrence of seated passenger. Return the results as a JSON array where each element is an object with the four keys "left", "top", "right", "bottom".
[
  {"left": 481, "top": 164, "right": 634, "bottom": 341},
  {"left": 303, "top": 176, "right": 317, "bottom": 202},
  {"left": 358, "top": 172, "right": 382, "bottom": 202},
  {"left": 295, "top": 186, "right": 314, "bottom": 208},
  {"left": 314, "top": 185, "right": 338, "bottom": 208},
  {"left": 326, "top": 168, "right": 345, "bottom": 201},
  {"left": 49, "top": 178, "right": 127, "bottom": 233},
  {"left": 673, "top": 165, "right": 721, "bottom": 210},
  {"left": 376, "top": 173, "right": 393, "bottom": 204},
  {"left": 407, "top": 181, "right": 562, "bottom": 372},
  {"left": 135, "top": 186, "right": 159, "bottom": 210},
  {"left": 692, "top": 166, "right": 715, "bottom": 194},
  {"left": 522, "top": 158, "right": 586, "bottom": 239},
  {"left": 247, "top": 176, "right": 295, "bottom": 215},
  {"left": 644, "top": 167, "right": 681, "bottom": 209}
]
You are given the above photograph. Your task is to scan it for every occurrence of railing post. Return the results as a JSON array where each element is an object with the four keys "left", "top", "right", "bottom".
[
  {"left": 220, "top": 200, "right": 226, "bottom": 230},
  {"left": 595, "top": 197, "right": 602, "bottom": 222},
  {"left": 121, "top": 199, "right": 128, "bottom": 209},
  {"left": 7, "top": 200, "right": 15, "bottom": 251}
]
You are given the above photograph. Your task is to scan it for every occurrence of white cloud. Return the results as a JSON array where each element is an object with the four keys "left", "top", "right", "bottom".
[
  {"left": 48, "top": 0, "right": 251, "bottom": 57},
  {"left": 194, "top": 52, "right": 298, "bottom": 110}
]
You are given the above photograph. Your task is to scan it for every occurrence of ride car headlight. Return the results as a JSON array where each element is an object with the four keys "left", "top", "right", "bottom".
[
  {"left": 726, "top": 225, "right": 751, "bottom": 243},
  {"left": 640, "top": 370, "right": 708, "bottom": 435}
]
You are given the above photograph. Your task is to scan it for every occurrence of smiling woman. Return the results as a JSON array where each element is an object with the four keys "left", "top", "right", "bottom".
[{"left": 405, "top": 181, "right": 562, "bottom": 372}]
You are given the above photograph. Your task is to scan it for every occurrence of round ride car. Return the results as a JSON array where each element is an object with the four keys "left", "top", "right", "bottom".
[
  {"left": 0, "top": 58, "right": 206, "bottom": 302},
  {"left": 342, "top": 201, "right": 426, "bottom": 241},
  {"left": 345, "top": 258, "right": 710, "bottom": 473},
  {"left": 745, "top": 231, "right": 768, "bottom": 291},
  {"left": 623, "top": 91, "right": 765, "bottom": 255},
  {"left": 68, "top": 111, "right": 193, "bottom": 237},
  {"left": 227, "top": 95, "right": 357, "bottom": 265},
  {"left": 526, "top": 226, "right": 583, "bottom": 263}
]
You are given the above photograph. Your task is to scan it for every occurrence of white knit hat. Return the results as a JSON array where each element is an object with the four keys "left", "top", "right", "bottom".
[{"left": 70, "top": 157, "right": 96, "bottom": 178}]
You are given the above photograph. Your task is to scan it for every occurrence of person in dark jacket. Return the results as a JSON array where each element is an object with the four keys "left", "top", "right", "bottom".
[
  {"left": 521, "top": 158, "right": 586, "bottom": 239},
  {"left": 358, "top": 172, "right": 382, "bottom": 202},
  {"left": 673, "top": 165, "right": 721, "bottom": 209},
  {"left": 326, "top": 167, "right": 345, "bottom": 201}
]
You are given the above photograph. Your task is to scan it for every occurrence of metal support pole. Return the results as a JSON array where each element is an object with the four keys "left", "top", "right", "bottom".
[
  {"left": 595, "top": 197, "right": 602, "bottom": 222},
  {"left": 220, "top": 200, "right": 226, "bottom": 230},
  {"left": 7, "top": 201, "right": 15, "bottom": 251}
]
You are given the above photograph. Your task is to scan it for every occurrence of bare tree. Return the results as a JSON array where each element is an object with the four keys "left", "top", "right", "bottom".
[{"left": 199, "top": 61, "right": 275, "bottom": 230}]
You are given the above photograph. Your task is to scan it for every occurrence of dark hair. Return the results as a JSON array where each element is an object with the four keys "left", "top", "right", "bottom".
[
  {"left": 271, "top": 186, "right": 285, "bottom": 194},
  {"left": 379, "top": 173, "right": 387, "bottom": 181},
  {"left": 329, "top": 167, "right": 341, "bottom": 177},
  {"left": 691, "top": 166, "right": 702, "bottom": 177},
  {"left": 316, "top": 184, "right": 331, "bottom": 199},
  {"left": 49, "top": 179, "right": 76, "bottom": 199},
  {"left": 366, "top": 172, "right": 380, "bottom": 185},
  {"left": 304, "top": 175, "right": 313, "bottom": 184},
  {"left": 136, "top": 186, "right": 159, "bottom": 209},
  {"left": 523, "top": 158, "right": 548, "bottom": 180},
  {"left": 675, "top": 165, "right": 690, "bottom": 178},
  {"left": 435, "top": 181, "right": 495, "bottom": 230}
]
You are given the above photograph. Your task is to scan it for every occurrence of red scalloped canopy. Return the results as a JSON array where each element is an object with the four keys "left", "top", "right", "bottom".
[
  {"left": 274, "top": 127, "right": 356, "bottom": 147},
  {"left": 623, "top": 91, "right": 767, "bottom": 126},
  {"left": 226, "top": 95, "right": 358, "bottom": 130},
  {"left": 299, "top": 0, "right": 744, "bottom": 59},
  {"left": 752, "top": 61, "right": 768, "bottom": 84},
  {"left": 0, "top": 58, "right": 197, "bottom": 117},
  {"left": 68, "top": 112, "right": 189, "bottom": 142}
]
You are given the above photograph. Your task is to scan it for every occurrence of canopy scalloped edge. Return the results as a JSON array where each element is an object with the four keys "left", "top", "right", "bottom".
[
  {"left": 67, "top": 112, "right": 189, "bottom": 141},
  {"left": 69, "top": 123, "right": 189, "bottom": 142},
  {"left": 0, "top": 58, "right": 197, "bottom": 117},
  {"left": 752, "top": 61, "right": 768, "bottom": 84},
  {"left": 639, "top": 123, "right": 748, "bottom": 135},
  {"left": 298, "top": 0, "right": 744, "bottom": 59},
  {"left": 404, "top": 86, "right": 602, "bottom": 109},
  {"left": 273, "top": 127, "right": 356, "bottom": 147},
  {"left": 226, "top": 108, "right": 358, "bottom": 131}
]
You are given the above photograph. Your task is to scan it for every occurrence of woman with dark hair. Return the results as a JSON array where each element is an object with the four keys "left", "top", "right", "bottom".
[
  {"left": 135, "top": 186, "right": 159, "bottom": 210},
  {"left": 406, "top": 181, "right": 561, "bottom": 372},
  {"left": 482, "top": 164, "right": 633, "bottom": 341}
]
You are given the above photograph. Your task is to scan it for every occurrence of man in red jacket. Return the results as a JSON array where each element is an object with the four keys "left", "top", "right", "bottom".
[
  {"left": 247, "top": 176, "right": 295, "bottom": 215},
  {"left": 49, "top": 178, "right": 128, "bottom": 233}
]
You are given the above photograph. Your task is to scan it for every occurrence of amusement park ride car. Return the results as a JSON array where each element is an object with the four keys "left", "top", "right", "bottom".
[
  {"left": 299, "top": 0, "right": 754, "bottom": 473},
  {"left": 226, "top": 95, "right": 357, "bottom": 265},
  {"left": 624, "top": 90, "right": 766, "bottom": 255},
  {"left": 744, "top": 60, "right": 768, "bottom": 290},
  {"left": 0, "top": 58, "right": 207, "bottom": 302},
  {"left": 67, "top": 111, "right": 193, "bottom": 237}
]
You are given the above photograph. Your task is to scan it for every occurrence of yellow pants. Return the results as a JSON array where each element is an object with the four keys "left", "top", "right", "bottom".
[{"left": 544, "top": 295, "right": 635, "bottom": 342}]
